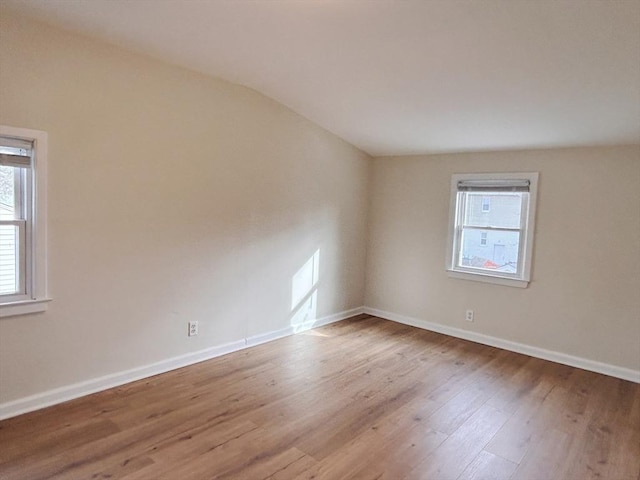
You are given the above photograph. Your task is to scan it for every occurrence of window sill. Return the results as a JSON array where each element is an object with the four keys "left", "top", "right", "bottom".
[
  {"left": 447, "top": 270, "right": 529, "bottom": 288},
  {"left": 0, "top": 298, "right": 52, "bottom": 318}
]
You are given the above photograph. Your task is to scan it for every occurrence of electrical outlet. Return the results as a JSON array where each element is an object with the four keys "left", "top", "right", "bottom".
[
  {"left": 188, "top": 321, "right": 199, "bottom": 336},
  {"left": 465, "top": 310, "right": 474, "bottom": 322}
]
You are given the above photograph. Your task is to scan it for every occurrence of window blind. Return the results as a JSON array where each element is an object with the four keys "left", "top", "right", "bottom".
[
  {"left": 457, "top": 179, "right": 530, "bottom": 192},
  {"left": 0, "top": 136, "right": 33, "bottom": 168}
]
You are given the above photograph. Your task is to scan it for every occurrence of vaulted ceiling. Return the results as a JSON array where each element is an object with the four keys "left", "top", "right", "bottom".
[{"left": 2, "top": 0, "right": 639, "bottom": 156}]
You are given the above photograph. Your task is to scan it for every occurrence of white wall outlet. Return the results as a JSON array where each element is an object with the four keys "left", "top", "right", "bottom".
[
  {"left": 465, "top": 310, "right": 474, "bottom": 322},
  {"left": 188, "top": 321, "right": 199, "bottom": 336}
]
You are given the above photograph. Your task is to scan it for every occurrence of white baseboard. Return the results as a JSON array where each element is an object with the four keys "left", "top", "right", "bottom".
[
  {"left": 363, "top": 307, "right": 640, "bottom": 384},
  {"left": 6, "top": 304, "right": 632, "bottom": 421},
  {"left": 0, "top": 306, "right": 364, "bottom": 420}
]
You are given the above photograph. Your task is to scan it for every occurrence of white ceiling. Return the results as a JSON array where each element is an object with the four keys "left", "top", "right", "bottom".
[{"left": 2, "top": 0, "right": 639, "bottom": 156}]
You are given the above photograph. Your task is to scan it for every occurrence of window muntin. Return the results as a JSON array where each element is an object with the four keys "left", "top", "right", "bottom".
[{"left": 447, "top": 173, "right": 538, "bottom": 287}]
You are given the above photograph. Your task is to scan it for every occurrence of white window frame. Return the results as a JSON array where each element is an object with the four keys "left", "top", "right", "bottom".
[
  {"left": 446, "top": 172, "right": 539, "bottom": 288},
  {"left": 0, "top": 125, "right": 50, "bottom": 317}
]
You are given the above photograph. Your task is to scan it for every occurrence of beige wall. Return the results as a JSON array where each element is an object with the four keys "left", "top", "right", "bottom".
[
  {"left": 366, "top": 146, "right": 640, "bottom": 370},
  {"left": 0, "top": 13, "right": 371, "bottom": 403}
]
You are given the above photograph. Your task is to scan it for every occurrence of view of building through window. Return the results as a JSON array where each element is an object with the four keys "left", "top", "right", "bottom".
[{"left": 458, "top": 193, "right": 523, "bottom": 274}]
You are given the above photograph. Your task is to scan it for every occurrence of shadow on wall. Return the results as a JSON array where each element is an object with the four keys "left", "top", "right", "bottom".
[{"left": 290, "top": 249, "right": 320, "bottom": 332}]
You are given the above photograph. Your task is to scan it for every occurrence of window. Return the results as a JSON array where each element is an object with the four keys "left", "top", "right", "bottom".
[
  {"left": 0, "top": 126, "right": 49, "bottom": 316},
  {"left": 446, "top": 172, "right": 538, "bottom": 288}
]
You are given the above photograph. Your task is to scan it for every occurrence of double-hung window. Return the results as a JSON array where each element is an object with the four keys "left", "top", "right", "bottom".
[
  {"left": 0, "top": 125, "right": 48, "bottom": 316},
  {"left": 447, "top": 172, "right": 538, "bottom": 288}
]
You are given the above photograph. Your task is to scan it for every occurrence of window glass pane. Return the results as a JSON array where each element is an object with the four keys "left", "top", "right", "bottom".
[
  {"left": 0, "top": 224, "right": 19, "bottom": 294},
  {"left": 459, "top": 228, "right": 520, "bottom": 274},
  {"left": 463, "top": 192, "right": 523, "bottom": 228},
  {"left": 0, "top": 165, "right": 17, "bottom": 220}
]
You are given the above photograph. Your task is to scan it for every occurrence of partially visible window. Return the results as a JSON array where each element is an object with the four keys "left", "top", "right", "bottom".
[
  {"left": 0, "top": 138, "right": 31, "bottom": 298},
  {"left": 446, "top": 172, "right": 539, "bottom": 288},
  {"left": 0, "top": 126, "right": 49, "bottom": 317}
]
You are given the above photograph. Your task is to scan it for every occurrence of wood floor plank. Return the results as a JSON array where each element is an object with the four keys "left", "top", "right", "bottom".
[
  {"left": 403, "top": 404, "right": 510, "bottom": 480},
  {"left": 555, "top": 374, "right": 640, "bottom": 480},
  {"left": 0, "top": 315, "right": 638, "bottom": 480},
  {"left": 289, "top": 396, "right": 446, "bottom": 479},
  {"left": 603, "top": 383, "right": 640, "bottom": 479},
  {"left": 0, "top": 417, "right": 120, "bottom": 466},
  {"left": 456, "top": 450, "right": 517, "bottom": 480},
  {"left": 265, "top": 453, "right": 318, "bottom": 480},
  {"left": 214, "top": 447, "right": 310, "bottom": 480},
  {"left": 509, "top": 427, "right": 573, "bottom": 480}
]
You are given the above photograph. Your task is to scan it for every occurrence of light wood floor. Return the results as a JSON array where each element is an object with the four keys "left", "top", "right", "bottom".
[{"left": 1, "top": 315, "right": 638, "bottom": 480}]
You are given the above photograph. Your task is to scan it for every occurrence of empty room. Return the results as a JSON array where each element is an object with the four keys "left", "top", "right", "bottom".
[{"left": 0, "top": 1, "right": 638, "bottom": 479}]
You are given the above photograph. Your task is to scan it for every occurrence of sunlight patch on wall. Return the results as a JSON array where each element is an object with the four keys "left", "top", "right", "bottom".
[{"left": 290, "top": 249, "right": 320, "bottom": 332}]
